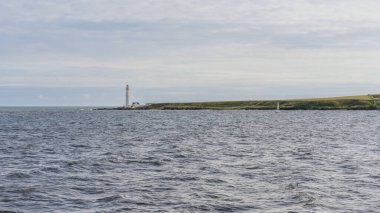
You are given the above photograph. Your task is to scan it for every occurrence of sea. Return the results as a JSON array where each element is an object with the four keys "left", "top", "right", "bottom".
[{"left": 0, "top": 107, "right": 379, "bottom": 213}]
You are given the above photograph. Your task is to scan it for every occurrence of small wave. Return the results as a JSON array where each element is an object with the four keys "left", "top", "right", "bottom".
[
  {"left": 111, "top": 207, "right": 134, "bottom": 212},
  {"left": 41, "top": 167, "right": 60, "bottom": 173},
  {"left": 105, "top": 156, "right": 123, "bottom": 163},
  {"left": 212, "top": 204, "right": 257, "bottom": 212},
  {"left": 368, "top": 174, "right": 380, "bottom": 179},
  {"left": 141, "top": 160, "right": 164, "bottom": 166},
  {"left": 224, "top": 153, "right": 246, "bottom": 158},
  {"left": 162, "top": 176, "right": 199, "bottom": 182},
  {"left": 339, "top": 164, "right": 358, "bottom": 170},
  {"left": 173, "top": 154, "right": 187, "bottom": 158},
  {"left": 240, "top": 173, "right": 256, "bottom": 179},
  {"left": 204, "top": 193, "right": 220, "bottom": 199},
  {"left": 97, "top": 195, "right": 123, "bottom": 202},
  {"left": 126, "top": 160, "right": 164, "bottom": 167},
  {"left": 67, "top": 176, "right": 91, "bottom": 182},
  {"left": 285, "top": 183, "right": 299, "bottom": 190},
  {"left": 10, "top": 187, "right": 36, "bottom": 194},
  {"left": 70, "top": 144, "right": 90, "bottom": 148},
  {"left": 101, "top": 152, "right": 113, "bottom": 155},
  {"left": 65, "top": 160, "right": 83, "bottom": 167},
  {"left": 72, "top": 187, "right": 105, "bottom": 194},
  {"left": 6, "top": 172, "right": 31, "bottom": 179},
  {"left": 180, "top": 204, "right": 212, "bottom": 212},
  {"left": 205, "top": 178, "right": 226, "bottom": 183},
  {"left": 245, "top": 166, "right": 261, "bottom": 170},
  {"left": 291, "top": 192, "right": 317, "bottom": 205},
  {"left": 152, "top": 186, "right": 175, "bottom": 192}
]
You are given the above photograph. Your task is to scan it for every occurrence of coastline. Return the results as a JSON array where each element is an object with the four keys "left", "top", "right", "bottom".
[{"left": 95, "top": 95, "right": 380, "bottom": 110}]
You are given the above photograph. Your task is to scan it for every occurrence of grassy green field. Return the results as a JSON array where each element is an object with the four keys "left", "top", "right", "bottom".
[
  {"left": 287, "top": 95, "right": 374, "bottom": 101},
  {"left": 143, "top": 95, "right": 380, "bottom": 110}
]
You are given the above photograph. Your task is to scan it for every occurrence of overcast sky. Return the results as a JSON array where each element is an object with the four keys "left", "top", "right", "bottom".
[{"left": 1, "top": 0, "right": 380, "bottom": 106}]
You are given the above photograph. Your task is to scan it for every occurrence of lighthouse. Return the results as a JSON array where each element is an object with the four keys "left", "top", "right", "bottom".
[{"left": 125, "top": 84, "right": 130, "bottom": 107}]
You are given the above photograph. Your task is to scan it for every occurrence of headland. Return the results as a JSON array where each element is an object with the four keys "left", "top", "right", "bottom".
[{"left": 96, "top": 94, "right": 380, "bottom": 110}]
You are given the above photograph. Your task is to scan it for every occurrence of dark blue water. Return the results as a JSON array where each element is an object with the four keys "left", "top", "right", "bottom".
[{"left": 0, "top": 108, "right": 379, "bottom": 212}]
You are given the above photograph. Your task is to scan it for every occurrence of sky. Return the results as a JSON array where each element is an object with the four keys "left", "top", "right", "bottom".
[{"left": 1, "top": 0, "right": 380, "bottom": 106}]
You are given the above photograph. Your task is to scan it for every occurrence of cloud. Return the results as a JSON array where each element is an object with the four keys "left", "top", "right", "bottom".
[
  {"left": 2, "top": 0, "right": 380, "bottom": 27},
  {"left": 0, "top": 0, "right": 380, "bottom": 105}
]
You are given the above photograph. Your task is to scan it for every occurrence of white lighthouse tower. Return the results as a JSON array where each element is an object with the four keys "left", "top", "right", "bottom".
[{"left": 125, "top": 84, "right": 130, "bottom": 108}]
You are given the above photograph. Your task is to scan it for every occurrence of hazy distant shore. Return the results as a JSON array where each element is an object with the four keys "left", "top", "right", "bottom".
[{"left": 96, "top": 95, "right": 380, "bottom": 110}]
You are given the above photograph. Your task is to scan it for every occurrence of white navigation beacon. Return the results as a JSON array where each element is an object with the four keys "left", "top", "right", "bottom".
[{"left": 125, "top": 84, "right": 130, "bottom": 107}]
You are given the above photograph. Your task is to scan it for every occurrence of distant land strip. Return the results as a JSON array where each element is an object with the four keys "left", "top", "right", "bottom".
[{"left": 96, "top": 94, "right": 380, "bottom": 110}]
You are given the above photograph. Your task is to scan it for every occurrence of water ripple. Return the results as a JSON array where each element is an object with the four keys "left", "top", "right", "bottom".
[{"left": 0, "top": 108, "right": 379, "bottom": 212}]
